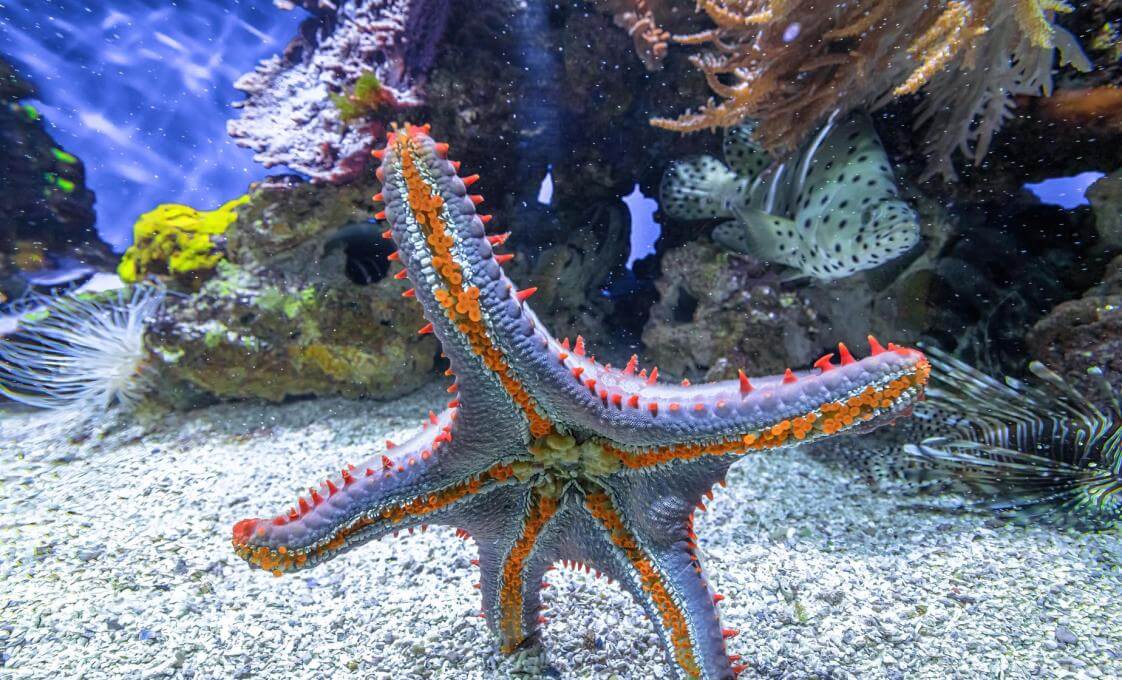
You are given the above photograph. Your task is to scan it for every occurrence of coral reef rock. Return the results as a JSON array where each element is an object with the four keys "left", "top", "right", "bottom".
[
  {"left": 661, "top": 111, "right": 920, "bottom": 281},
  {"left": 145, "top": 176, "right": 437, "bottom": 403},
  {"left": 228, "top": 0, "right": 451, "bottom": 183},
  {"left": 643, "top": 195, "right": 957, "bottom": 383},
  {"left": 652, "top": 0, "right": 1091, "bottom": 180},
  {"left": 1087, "top": 168, "right": 1122, "bottom": 249},
  {"left": 0, "top": 56, "right": 112, "bottom": 300},
  {"left": 1028, "top": 254, "right": 1122, "bottom": 398},
  {"left": 640, "top": 239, "right": 825, "bottom": 381}
]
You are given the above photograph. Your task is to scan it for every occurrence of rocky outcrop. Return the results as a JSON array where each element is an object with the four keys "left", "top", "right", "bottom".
[
  {"left": 145, "top": 175, "right": 437, "bottom": 403},
  {"left": 640, "top": 239, "right": 826, "bottom": 380},
  {"left": 227, "top": 0, "right": 452, "bottom": 183},
  {"left": 1087, "top": 169, "right": 1122, "bottom": 249},
  {"left": 1027, "top": 254, "right": 1122, "bottom": 397},
  {"left": 0, "top": 56, "right": 113, "bottom": 301}
]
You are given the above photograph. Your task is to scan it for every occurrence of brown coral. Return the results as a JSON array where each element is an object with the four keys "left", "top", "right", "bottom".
[
  {"left": 651, "top": 0, "right": 1089, "bottom": 179},
  {"left": 591, "top": 0, "right": 673, "bottom": 70}
]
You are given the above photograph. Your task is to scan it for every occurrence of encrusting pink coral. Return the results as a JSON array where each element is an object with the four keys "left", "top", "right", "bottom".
[{"left": 228, "top": 0, "right": 451, "bottom": 183}]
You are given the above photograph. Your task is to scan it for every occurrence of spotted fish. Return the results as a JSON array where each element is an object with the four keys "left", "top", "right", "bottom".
[{"left": 660, "top": 112, "right": 920, "bottom": 281}]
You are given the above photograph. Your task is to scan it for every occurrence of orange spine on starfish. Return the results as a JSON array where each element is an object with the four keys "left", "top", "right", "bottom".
[
  {"left": 498, "top": 491, "right": 558, "bottom": 651},
  {"left": 393, "top": 134, "right": 553, "bottom": 437},
  {"left": 585, "top": 490, "right": 700, "bottom": 678}
]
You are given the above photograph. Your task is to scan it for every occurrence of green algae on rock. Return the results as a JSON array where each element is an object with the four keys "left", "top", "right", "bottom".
[
  {"left": 142, "top": 176, "right": 437, "bottom": 404},
  {"left": 0, "top": 56, "right": 111, "bottom": 299},
  {"left": 146, "top": 261, "right": 437, "bottom": 402}
]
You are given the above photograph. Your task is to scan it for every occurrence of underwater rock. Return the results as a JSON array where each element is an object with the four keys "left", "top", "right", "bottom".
[
  {"left": 144, "top": 176, "right": 436, "bottom": 403},
  {"left": 1028, "top": 254, "right": 1122, "bottom": 397},
  {"left": 227, "top": 0, "right": 451, "bottom": 183},
  {"left": 640, "top": 239, "right": 824, "bottom": 380},
  {"left": 642, "top": 196, "right": 959, "bottom": 382},
  {"left": 504, "top": 202, "right": 629, "bottom": 351},
  {"left": 225, "top": 175, "right": 382, "bottom": 269},
  {"left": 1087, "top": 169, "right": 1122, "bottom": 249},
  {"left": 117, "top": 196, "right": 250, "bottom": 291},
  {"left": 0, "top": 56, "right": 113, "bottom": 301},
  {"left": 661, "top": 111, "right": 920, "bottom": 281},
  {"left": 146, "top": 260, "right": 437, "bottom": 403}
]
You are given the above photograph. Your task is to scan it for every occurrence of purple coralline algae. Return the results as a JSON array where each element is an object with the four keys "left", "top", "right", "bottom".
[{"left": 228, "top": 0, "right": 451, "bottom": 183}]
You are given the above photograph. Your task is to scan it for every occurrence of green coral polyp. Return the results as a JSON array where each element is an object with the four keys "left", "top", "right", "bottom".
[
  {"left": 118, "top": 195, "right": 250, "bottom": 285},
  {"left": 51, "top": 147, "right": 78, "bottom": 165},
  {"left": 330, "top": 71, "right": 395, "bottom": 122}
]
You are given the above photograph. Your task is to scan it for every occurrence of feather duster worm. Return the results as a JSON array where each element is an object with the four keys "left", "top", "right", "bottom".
[{"left": 0, "top": 285, "right": 164, "bottom": 416}]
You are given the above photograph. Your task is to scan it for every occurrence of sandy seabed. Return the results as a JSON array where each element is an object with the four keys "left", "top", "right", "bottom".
[{"left": 1, "top": 383, "right": 1119, "bottom": 679}]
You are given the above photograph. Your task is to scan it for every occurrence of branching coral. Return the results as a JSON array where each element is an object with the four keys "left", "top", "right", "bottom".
[
  {"left": 117, "top": 196, "right": 249, "bottom": 288},
  {"left": 0, "top": 285, "right": 165, "bottom": 415},
  {"left": 591, "top": 0, "right": 673, "bottom": 70},
  {"left": 228, "top": 0, "right": 451, "bottom": 183},
  {"left": 651, "top": 0, "right": 1091, "bottom": 179}
]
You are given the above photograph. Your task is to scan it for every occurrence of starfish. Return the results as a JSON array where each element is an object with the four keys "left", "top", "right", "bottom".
[{"left": 231, "top": 124, "right": 931, "bottom": 679}]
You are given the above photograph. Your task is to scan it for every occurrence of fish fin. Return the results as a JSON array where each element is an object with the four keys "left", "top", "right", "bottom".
[
  {"left": 725, "top": 208, "right": 800, "bottom": 268},
  {"left": 722, "top": 124, "right": 771, "bottom": 181},
  {"left": 711, "top": 220, "right": 752, "bottom": 254},
  {"left": 659, "top": 155, "right": 738, "bottom": 221}
]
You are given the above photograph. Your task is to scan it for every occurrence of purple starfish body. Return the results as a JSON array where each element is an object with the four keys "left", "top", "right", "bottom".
[{"left": 232, "top": 124, "right": 931, "bottom": 679}]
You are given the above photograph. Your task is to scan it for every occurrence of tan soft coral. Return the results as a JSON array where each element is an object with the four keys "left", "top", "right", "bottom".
[
  {"left": 652, "top": 0, "right": 1090, "bottom": 179},
  {"left": 591, "top": 0, "right": 673, "bottom": 70}
]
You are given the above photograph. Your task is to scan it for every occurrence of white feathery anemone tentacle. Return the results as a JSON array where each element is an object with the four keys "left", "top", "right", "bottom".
[{"left": 0, "top": 284, "right": 165, "bottom": 413}]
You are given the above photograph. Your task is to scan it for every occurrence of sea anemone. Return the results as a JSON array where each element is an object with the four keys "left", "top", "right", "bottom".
[{"left": 0, "top": 284, "right": 165, "bottom": 415}]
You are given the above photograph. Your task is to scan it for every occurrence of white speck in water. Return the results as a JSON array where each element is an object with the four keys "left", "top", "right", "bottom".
[{"left": 783, "top": 23, "right": 801, "bottom": 43}]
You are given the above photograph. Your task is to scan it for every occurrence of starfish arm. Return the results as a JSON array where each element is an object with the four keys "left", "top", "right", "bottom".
[
  {"left": 377, "top": 125, "right": 552, "bottom": 442},
  {"left": 580, "top": 342, "right": 930, "bottom": 469},
  {"left": 373, "top": 127, "right": 929, "bottom": 470},
  {"left": 471, "top": 486, "right": 560, "bottom": 653},
  {"left": 231, "top": 406, "right": 522, "bottom": 574},
  {"left": 475, "top": 486, "right": 701, "bottom": 660},
  {"left": 581, "top": 476, "right": 740, "bottom": 680}
]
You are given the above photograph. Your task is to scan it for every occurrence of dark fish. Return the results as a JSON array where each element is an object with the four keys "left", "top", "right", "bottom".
[{"left": 810, "top": 346, "right": 1122, "bottom": 530}]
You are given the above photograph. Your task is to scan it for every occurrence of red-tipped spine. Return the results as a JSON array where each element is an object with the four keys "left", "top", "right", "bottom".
[{"left": 738, "top": 369, "right": 753, "bottom": 395}]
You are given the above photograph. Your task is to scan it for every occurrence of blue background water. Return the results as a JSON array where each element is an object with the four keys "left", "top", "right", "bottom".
[{"left": 0, "top": 0, "right": 303, "bottom": 251}]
